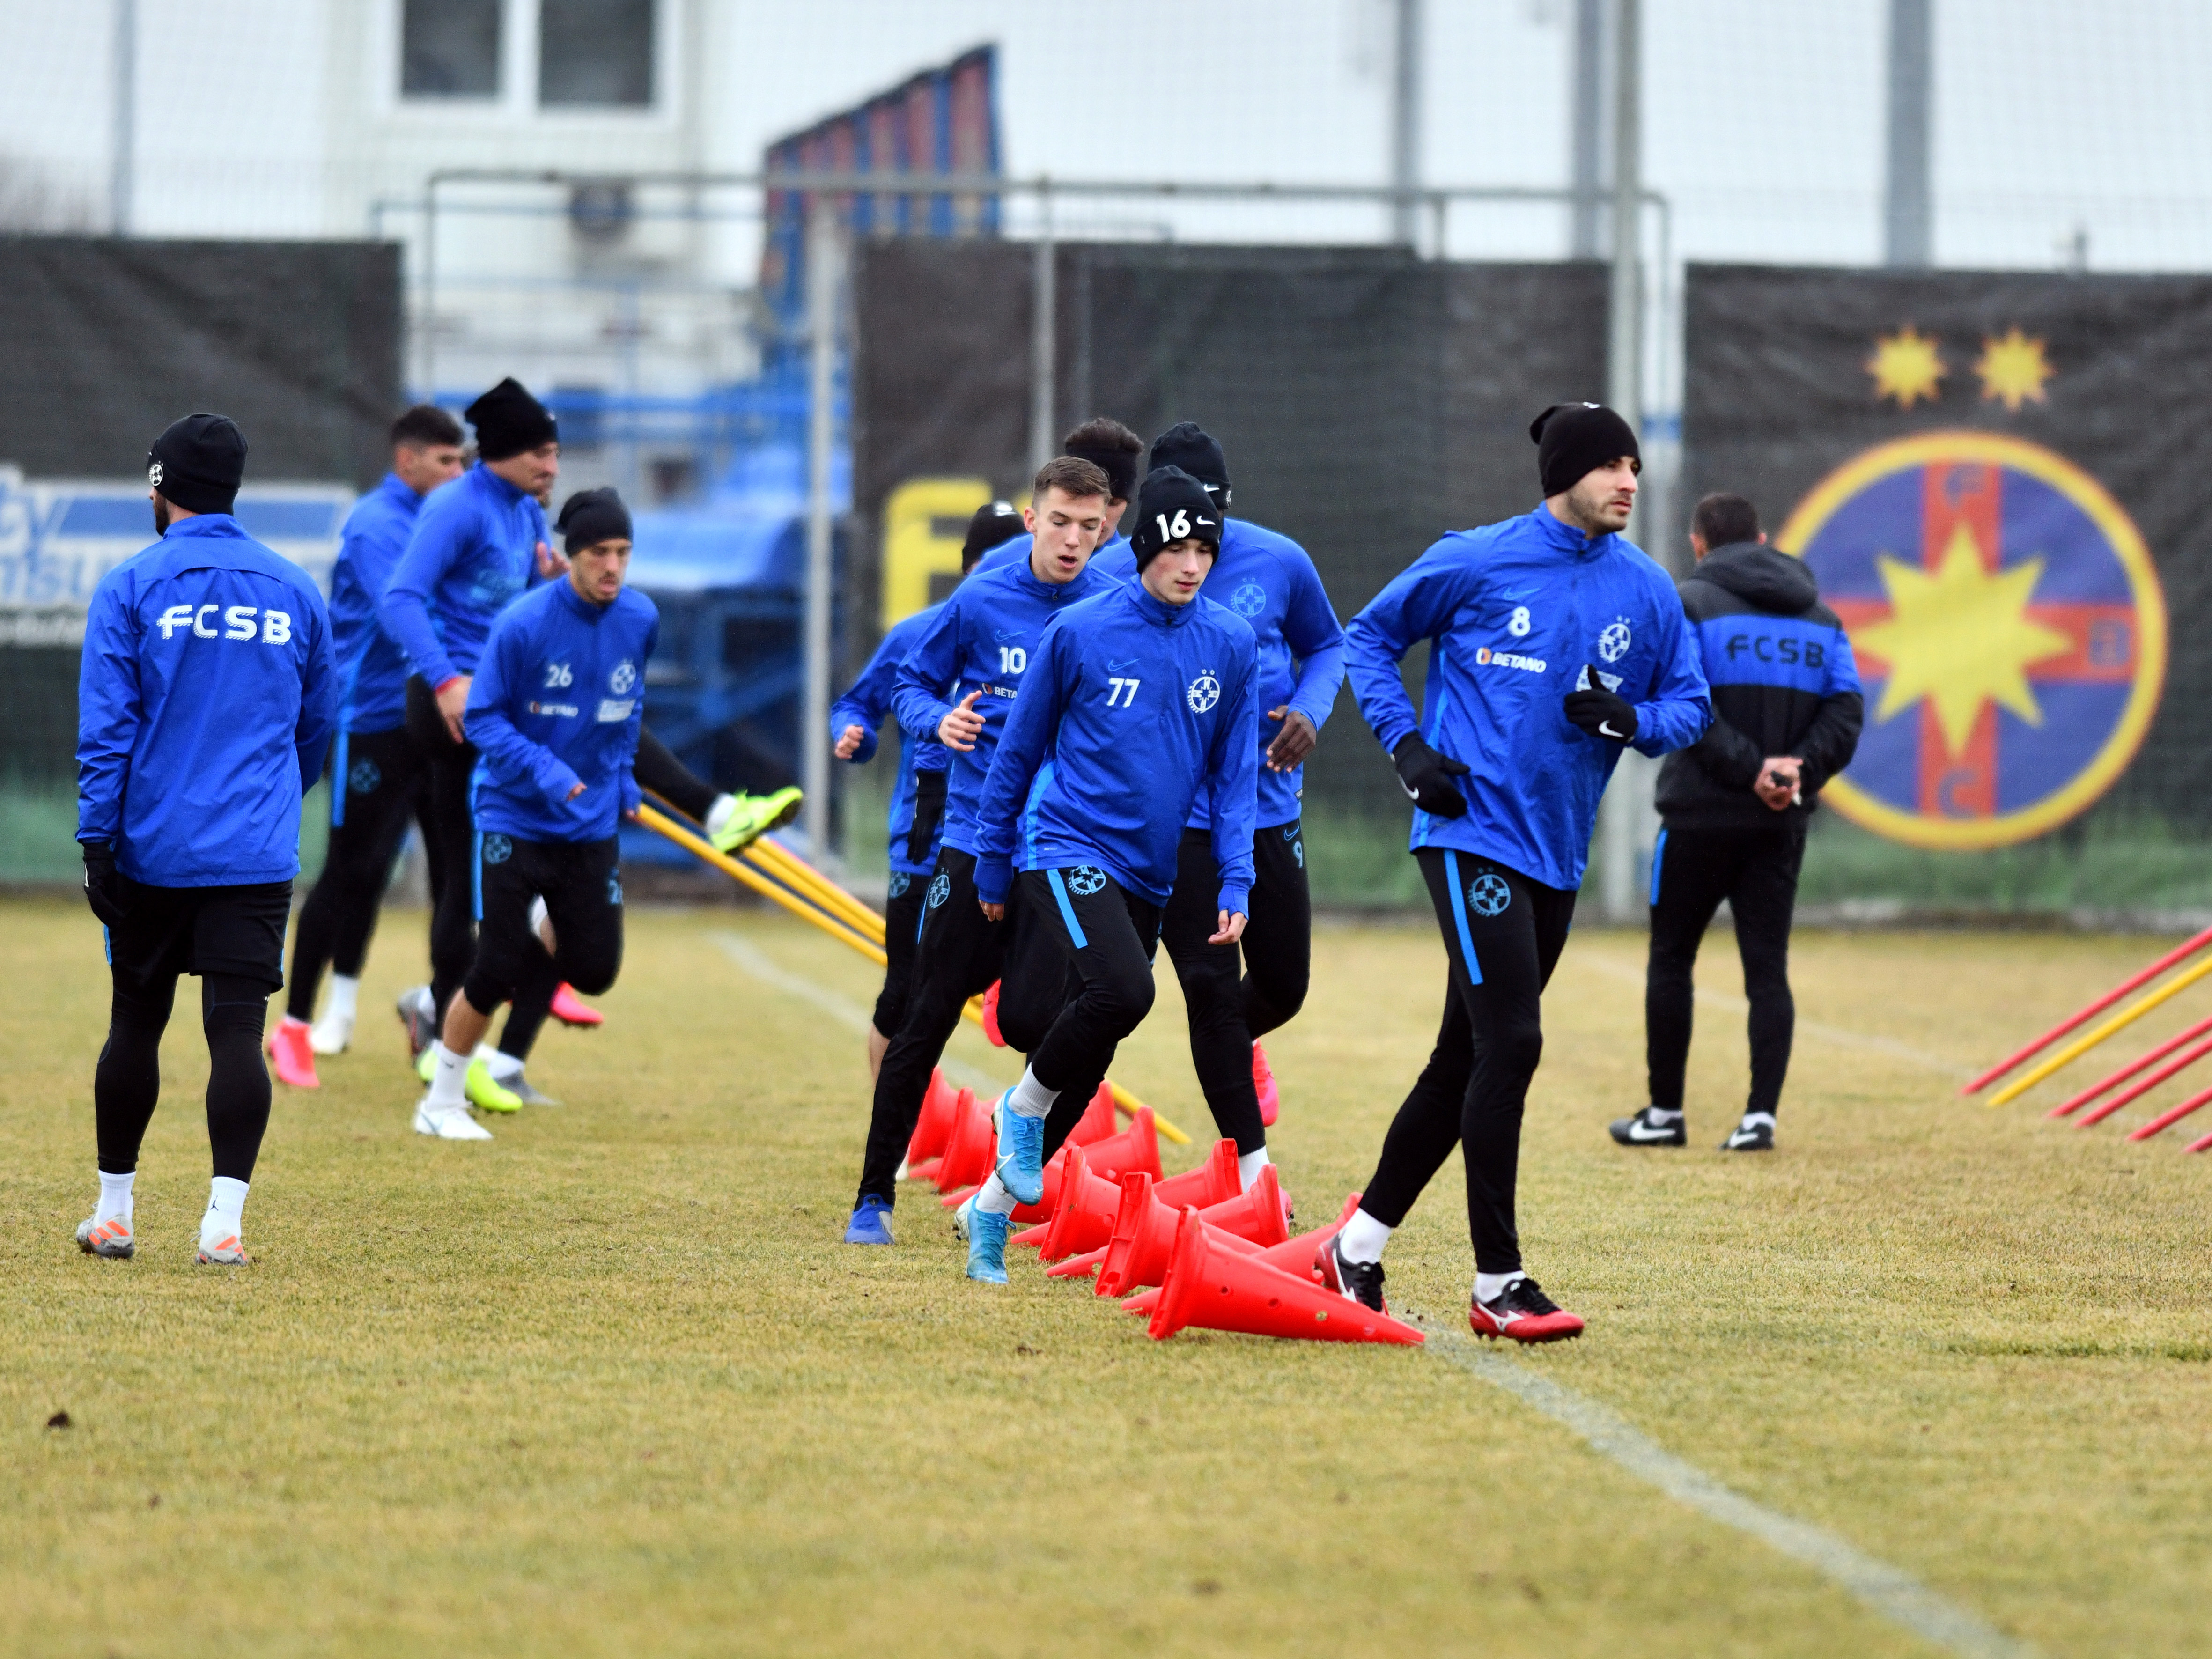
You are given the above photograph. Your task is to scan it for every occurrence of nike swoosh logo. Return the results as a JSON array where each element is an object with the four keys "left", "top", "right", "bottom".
[
  {"left": 1107, "top": 658, "right": 1137, "bottom": 671},
  {"left": 1599, "top": 721, "right": 1627, "bottom": 738},
  {"left": 1625, "top": 1121, "right": 1678, "bottom": 1141}
]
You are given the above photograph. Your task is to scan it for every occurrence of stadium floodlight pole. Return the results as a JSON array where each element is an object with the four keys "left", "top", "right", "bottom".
[
  {"left": 110, "top": 0, "right": 134, "bottom": 236},
  {"left": 1884, "top": 0, "right": 1934, "bottom": 267},
  {"left": 1597, "top": 0, "right": 1644, "bottom": 924},
  {"left": 1961, "top": 922, "right": 2212, "bottom": 1093},
  {"left": 1390, "top": 0, "right": 1423, "bottom": 247},
  {"left": 802, "top": 194, "right": 838, "bottom": 863},
  {"left": 1028, "top": 182, "right": 1056, "bottom": 475}
]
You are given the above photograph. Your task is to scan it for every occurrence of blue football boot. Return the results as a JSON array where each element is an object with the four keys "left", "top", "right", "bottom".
[
  {"left": 843, "top": 1194, "right": 894, "bottom": 1245},
  {"left": 960, "top": 1194, "right": 1009, "bottom": 1284},
  {"left": 993, "top": 1091, "right": 1046, "bottom": 1208}
]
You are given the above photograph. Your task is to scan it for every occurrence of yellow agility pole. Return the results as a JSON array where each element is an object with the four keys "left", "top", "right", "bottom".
[
  {"left": 637, "top": 805, "right": 885, "bottom": 966},
  {"left": 746, "top": 838, "right": 886, "bottom": 944},
  {"left": 642, "top": 806, "right": 1190, "bottom": 1143},
  {"left": 1988, "top": 952, "right": 2212, "bottom": 1106}
]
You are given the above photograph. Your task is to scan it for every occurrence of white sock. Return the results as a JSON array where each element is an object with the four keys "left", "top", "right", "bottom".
[
  {"left": 428, "top": 1041, "right": 470, "bottom": 1108},
  {"left": 96, "top": 1170, "right": 134, "bottom": 1225},
  {"left": 973, "top": 1173, "right": 1018, "bottom": 1217},
  {"left": 1236, "top": 1146, "right": 1272, "bottom": 1191},
  {"left": 1007, "top": 1067, "right": 1056, "bottom": 1120},
  {"left": 1648, "top": 1107, "right": 1683, "bottom": 1122},
  {"left": 1475, "top": 1269, "right": 1527, "bottom": 1304},
  {"left": 278, "top": 1012, "right": 309, "bottom": 1032},
  {"left": 325, "top": 975, "right": 359, "bottom": 1025},
  {"left": 1740, "top": 1111, "right": 1776, "bottom": 1127},
  {"left": 486, "top": 1050, "right": 524, "bottom": 1083},
  {"left": 704, "top": 794, "right": 738, "bottom": 837},
  {"left": 202, "top": 1176, "right": 248, "bottom": 1244},
  {"left": 1337, "top": 1207, "right": 1392, "bottom": 1265}
]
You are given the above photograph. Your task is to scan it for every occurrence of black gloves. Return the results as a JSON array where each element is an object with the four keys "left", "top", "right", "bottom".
[
  {"left": 1563, "top": 664, "right": 1638, "bottom": 744},
  {"left": 1393, "top": 734, "right": 1472, "bottom": 818},
  {"left": 81, "top": 840, "right": 128, "bottom": 927}
]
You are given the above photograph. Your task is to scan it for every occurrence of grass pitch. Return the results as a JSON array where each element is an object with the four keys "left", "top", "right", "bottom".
[{"left": 4, "top": 895, "right": 2210, "bottom": 1657}]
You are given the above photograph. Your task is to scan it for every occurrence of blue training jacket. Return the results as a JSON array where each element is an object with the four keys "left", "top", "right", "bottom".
[
  {"left": 831, "top": 603, "right": 950, "bottom": 879},
  {"left": 1346, "top": 503, "right": 1711, "bottom": 892},
  {"left": 972, "top": 583, "right": 1258, "bottom": 915},
  {"left": 465, "top": 578, "right": 658, "bottom": 844},
  {"left": 380, "top": 464, "right": 550, "bottom": 688},
  {"left": 892, "top": 553, "right": 1118, "bottom": 855},
  {"left": 976, "top": 530, "right": 1137, "bottom": 583},
  {"left": 77, "top": 514, "right": 336, "bottom": 887},
  {"left": 328, "top": 472, "right": 426, "bottom": 736},
  {"left": 1185, "top": 518, "right": 1346, "bottom": 831}
]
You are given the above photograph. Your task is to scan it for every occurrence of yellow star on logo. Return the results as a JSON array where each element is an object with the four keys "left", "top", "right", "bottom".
[
  {"left": 1853, "top": 523, "right": 2074, "bottom": 757},
  {"left": 1975, "top": 327, "right": 2054, "bottom": 412},
  {"left": 1867, "top": 326, "right": 1946, "bottom": 408}
]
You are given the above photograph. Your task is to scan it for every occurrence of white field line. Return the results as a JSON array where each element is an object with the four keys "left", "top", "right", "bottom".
[
  {"left": 708, "top": 931, "right": 1008, "bottom": 1095},
  {"left": 1574, "top": 952, "right": 1967, "bottom": 1077},
  {"left": 1433, "top": 1337, "right": 2035, "bottom": 1658}
]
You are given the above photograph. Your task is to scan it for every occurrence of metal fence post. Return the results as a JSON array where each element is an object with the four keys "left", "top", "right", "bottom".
[{"left": 802, "top": 196, "right": 839, "bottom": 863}]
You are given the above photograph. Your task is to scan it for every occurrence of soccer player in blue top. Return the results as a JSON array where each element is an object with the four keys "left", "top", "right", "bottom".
[
  {"left": 1320, "top": 403, "right": 1711, "bottom": 1342},
  {"left": 381, "top": 378, "right": 562, "bottom": 1040},
  {"left": 973, "top": 416, "right": 1141, "bottom": 583},
  {"left": 267, "top": 405, "right": 465, "bottom": 1089},
  {"left": 1144, "top": 422, "right": 1347, "bottom": 1189},
  {"left": 955, "top": 465, "right": 1259, "bottom": 1283},
  {"left": 412, "top": 488, "right": 657, "bottom": 1141},
  {"left": 74, "top": 413, "right": 335, "bottom": 1264},
  {"left": 841, "top": 456, "right": 1116, "bottom": 1245},
  {"left": 831, "top": 500, "right": 1023, "bottom": 1082}
]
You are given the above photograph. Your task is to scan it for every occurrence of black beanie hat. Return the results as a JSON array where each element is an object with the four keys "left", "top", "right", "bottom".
[
  {"left": 1530, "top": 402, "right": 1640, "bottom": 498},
  {"left": 1147, "top": 421, "right": 1231, "bottom": 507},
  {"left": 147, "top": 413, "right": 246, "bottom": 515},
  {"left": 961, "top": 500, "right": 1024, "bottom": 562},
  {"left": 556, "top": 487, "right": 631, "bottom": 552},
  {"left": 466, "top": 377, "right": 558, "bottom": 461},
  {"left": 1129, "top": 467, "right": 1224, "bottom": 568}
]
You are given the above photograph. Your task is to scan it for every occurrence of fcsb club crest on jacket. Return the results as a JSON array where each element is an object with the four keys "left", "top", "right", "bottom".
[{"left": 1778, "top": 431, "right": 2166, "bottom": 850}]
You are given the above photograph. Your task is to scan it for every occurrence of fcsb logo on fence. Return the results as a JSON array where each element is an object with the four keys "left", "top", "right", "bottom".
[{"left": 1778, "top": 431, "right": 2167, "bottom": 850}]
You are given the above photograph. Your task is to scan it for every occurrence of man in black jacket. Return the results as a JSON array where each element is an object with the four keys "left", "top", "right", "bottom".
[{"left": 1611, "top": 494, "right": 1863, "bottom": 1152}]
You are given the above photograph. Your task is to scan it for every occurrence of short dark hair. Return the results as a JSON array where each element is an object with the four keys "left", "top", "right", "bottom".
[
  {"left": 1692, "top": 492, "right": 1761, "bottom": 549},
  {"left": 391, "top": 404, "right": 464, "bottom": 450},
  {"left": 1032, "top": 455, "right": 1111, "bottom": 505},
  {"left": 1061, "top": 416, "right": 1142, "bottom": 502}
]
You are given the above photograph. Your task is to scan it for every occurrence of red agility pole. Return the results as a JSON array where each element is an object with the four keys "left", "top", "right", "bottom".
[
  {"left": 2186, "top": 1128, "right": 2212, "bottom": 1154},
  {"left": 2076, "top": 1033, "right": 2212, "bottom": 1128},
  {"left": 1962, "top": 925, "right": 2212, "bottom": 1095},
  {"left": 2127, "top": 1082, "right": 2212, "bottom": 1142},
  {"left": 2051, "top": 1014, "right": 2212, "bottom": 1119}
]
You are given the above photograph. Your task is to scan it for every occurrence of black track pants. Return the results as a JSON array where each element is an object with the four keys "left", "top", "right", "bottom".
[
  {"left": 285, "top": 726, "right": 432, "bottom": 1021},
  {"left": 1358, "top": 849, "right": 1576, "bottom": 1276},
  {"left": 1645, "top": 820, "right": 1806, "bottom": 1119},
  {"left": 1015, "top": 864, "right": 1165, "bottom": 1162},
  {"left": 855, "top": 850, "right": 1010, "bottom": 1208},
  {"left": 634, "top": 727, "right": 718, "bottom": 822},
  {"left": 405, "top": 677, "right": 480, "bottom": 1021},
  {"left": 1159, "top": 820, "right": 1312, "bottom": 1154}
]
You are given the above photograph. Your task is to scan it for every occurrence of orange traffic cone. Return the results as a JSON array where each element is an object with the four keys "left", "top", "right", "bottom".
[
  {"left": 1036, "top": 1144, "right": 1123, "bottom": 1261},
  {"left": 1146, "top": 1207, "right": 1423, "bottom": 1345},
  {"left": 902, "top": 1069, "right": 961, "bottom": 1178},
  {"left": 1151, "top": 1139, "right": 1239, "bottom": 1211},
  {"left": 931, "top": 1090, "right": 996, "bottom": 1194},
  {"left": 1097, "top": 1163, "right": 1289, "bottom": 1298},
  {"left": 1122, "top": 1191, "right": 1363, "bottom": 1318},
  {"left": 1070, "top": 1106, "right": 1161, "bottom": 1185},
  {"left": 1067, "top": 1082, "right": 1118, "bottom": 1148}
]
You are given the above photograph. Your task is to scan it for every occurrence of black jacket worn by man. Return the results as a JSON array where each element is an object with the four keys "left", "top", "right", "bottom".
[{"left": 1654, "top": 542, "right": 1864, "bottom": 830}]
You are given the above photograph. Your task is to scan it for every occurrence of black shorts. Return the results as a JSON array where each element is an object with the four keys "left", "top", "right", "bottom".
[
  {"left": 105, "top": 877, "right": 293, "bottom": 996},
  {"left": 463, "top": 833, "right": 625, "bottom": 1012}
]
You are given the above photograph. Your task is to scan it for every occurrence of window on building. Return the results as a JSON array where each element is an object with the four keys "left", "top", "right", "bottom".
[
  {"left": 539, "top": 0, "right": 656, "bottom": 108},
  {"left": 401, "top": 0, "right": 503, "bottom": 99}
]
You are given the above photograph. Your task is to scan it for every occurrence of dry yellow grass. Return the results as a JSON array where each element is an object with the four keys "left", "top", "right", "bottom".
[{"left": 3, "top": 895, "right": 2209, "bottom": 1657}]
